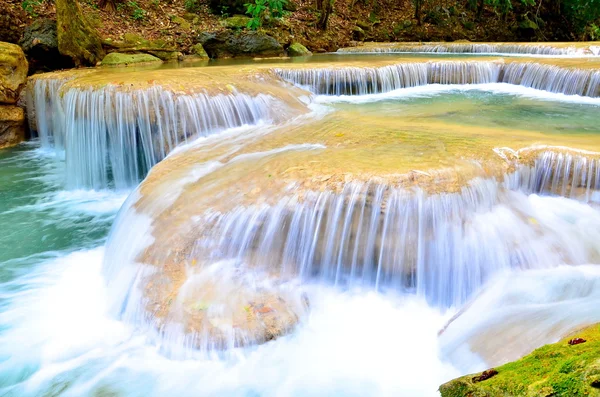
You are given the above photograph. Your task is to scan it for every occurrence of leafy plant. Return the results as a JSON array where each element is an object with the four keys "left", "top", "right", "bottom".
[
  {"left": 128, "top": 0, "right": 145, "bottom": 20},
  {"left": 21, "top": 0, "right": 42, "bottom": 16},
  {"left": 589, "top": 23, "right": 600, "bottom": 40},
  {"left": 184, "top": 0, "right": 201, "bottom": 12},
  {"left": 244, "top": 0, "right": 286, "bottom": 29},
  {"left": 220, "top": 5, "right": 230, "bottom": 17}
]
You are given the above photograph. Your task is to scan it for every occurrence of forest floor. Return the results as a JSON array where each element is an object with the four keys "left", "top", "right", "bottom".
[{"left": 3, "top": 0, "right": 579, "bottom": 54}]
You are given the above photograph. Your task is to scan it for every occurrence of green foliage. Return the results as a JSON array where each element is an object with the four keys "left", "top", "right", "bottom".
[
  {"left": 590, "top": 23, "right": 600, "bottom": 40},
  {"left": 486, "top": 0, "right": 535, "bottom": 15},
  {"left": 562, "top": 0, "right": 600, "bottom": 35},
  {"left": 21, "top": 0, "right": 42, "bottom": 16},
  {"left": 184, "top": 0, "right": 201, "bottom": 12},
  {"left": 128, "top": 0, "right": 145, "bottom": 20},
  {"left": 244, "top": 0, "right": 286, "bottom": 29}
]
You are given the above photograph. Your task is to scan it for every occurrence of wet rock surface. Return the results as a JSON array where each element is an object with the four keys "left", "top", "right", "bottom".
[{"left": 0, "top": 106, "right": 25, "bottom": 148}]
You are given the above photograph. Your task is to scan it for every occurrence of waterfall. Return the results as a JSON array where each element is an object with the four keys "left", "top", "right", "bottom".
[
  {"left": 514, "top": 148, "right": 600, "bottom": 201},
  {"left": 274, "top": 61, "right": 501, "bottom": 95},
  {"left": 275, "top": 61, "right": 600, "bottom": 97},
  {"left": 185, "top": 155, "right": 600, "bottom": 308},
  {"left": 337, "top": 43, "right": 597, "bottom": 56},
  {"left": 501, "top": 62, "right": 600, "bottom": 97},
  {"left": 28, "top": 79, "right": 301, "bottom": 190},
  {"left": 99, "top": 143, "right": 600, "bottom": 353},
  {"left": 26, "top": 77, "right": 69, "bottom": 148}
]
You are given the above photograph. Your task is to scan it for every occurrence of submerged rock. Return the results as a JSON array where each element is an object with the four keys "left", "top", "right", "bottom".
[
  {"left": 0, "top": 106, "right": 25, "bottom": 148},
  {"left": 0, "top": 42, "right": 28, "bottom": 105},
  {"left": 101, "top": 52, "right": 163, "bottom": 66},
  {"left": 439, "top": 324, "right": 600, "bottom": 397},
  {"left": 287, "top": 42, "right": 311, "bottom": 57},
  {"left": 19, "top": 19, "right": 74, "bottom": 73},
  {"left": 196, "top": 31, "right": 284, "bottom": 58}
]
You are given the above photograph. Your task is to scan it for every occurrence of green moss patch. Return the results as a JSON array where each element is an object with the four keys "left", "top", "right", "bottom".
[
  {"left": 287, "top": 42, "right": 311, "bottom": 57},
  {"left": 440, "top": 324, "right": 600, "bottom": 397},
  {"left": 101, "top": 53, "right": 162, "bottom": 66}
]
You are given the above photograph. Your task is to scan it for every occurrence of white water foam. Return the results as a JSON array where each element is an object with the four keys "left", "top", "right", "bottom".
[
  {"left": 440, "top": 264, "right": 600, "bottom": 373},
  {"left": 0, "top": 247, "right": 460, "bottom": 397}
]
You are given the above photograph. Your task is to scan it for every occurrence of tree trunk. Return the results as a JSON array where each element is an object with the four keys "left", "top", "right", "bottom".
[
  {"left": 98, "top": 0, "right": 121, "bottom": 12},
  {"left": 317, "top": 0, "right": 333, "bottom": 29},
  {"left": 476, "top": 0, "right": 484, "bottom": 21},
  {"left": 56, "top": 0, "right": 105, "bottom": 66},
  {"left": 414, "top": 0, "right": 422, "bottom": 26}
]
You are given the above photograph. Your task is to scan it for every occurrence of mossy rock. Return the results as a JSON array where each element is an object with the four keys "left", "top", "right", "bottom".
[
  {"left": 287, "top": 42, "right": 311, "bottom": 57},
  {"left": 170, "top": 16, "right": 191, "bottom": 30},
  {"left": 352, "top": 26, "right": 366, "bottom": 41},
  {"left": 191, "top": 43, "right": 209, "bottom": 59},
  {"left": 147, "top": 50, "right": 181, "bottom": 61},
  {"left": 56, "top": 0, "right": 105, "bottom": 66},
  {"left": 123, "top": 33, "right": 147, "bottom": 45},
  {"left": 356, "top": 20, "right": 371, "bottom": 31},
  {"left": 0, "top": 42, "right": 28, "bottom": 105},
  {"left": 439, "top": 324, "right": 600, "bottom": 397},
  {"left": 221, "top": 15, "right": 251, "bottom": 29},
  {"left": 101, "top": 52, "right": 162, "bottom": 66},
  {"left": 519, "top": 16, "right": 539, "bottom": 31}
]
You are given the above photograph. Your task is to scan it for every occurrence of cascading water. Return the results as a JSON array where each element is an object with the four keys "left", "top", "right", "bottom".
[
  {"left": 276, "top": 61, "right": 600, "bottom": 97},
  {"left": 337, "top": 42, "right": 600, "bottom": 56},
  {"left": 27, "top": 75, "right": 310, "bottom": 189},
  {"left": 4, "top": 52, "right": 600, "bottom": 396}
]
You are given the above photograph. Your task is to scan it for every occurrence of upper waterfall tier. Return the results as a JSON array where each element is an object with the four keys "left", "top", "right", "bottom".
[
  {"left": 275, "top": 59, "right": 600, "bottom": 97},
  {"left": 337, "top": 41, "right": 600, "bottom": 56},
  {"left": 27, "top": 57, "right": 600, "bottom": 190},
  {"left": 27, "top": 66, "right": 312, "bottom": 190}
]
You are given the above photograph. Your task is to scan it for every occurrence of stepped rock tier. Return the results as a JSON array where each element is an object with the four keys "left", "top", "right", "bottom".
[
  {"left": 338, "top": 41, "right": 600, "bottom": 56},
  {"left": 26, "top": 53, "right": 600, "bottom": 353}
]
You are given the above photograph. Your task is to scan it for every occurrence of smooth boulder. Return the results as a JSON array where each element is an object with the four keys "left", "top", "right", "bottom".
[
  {"left": 0, "top": 42, "right": 28, "bottom": 105},
  {"left": 196, "top": 31, "right": 284, "bottom": 58},
  {"left": 0, "top": 106, "right": 25, "bottom": 148}
]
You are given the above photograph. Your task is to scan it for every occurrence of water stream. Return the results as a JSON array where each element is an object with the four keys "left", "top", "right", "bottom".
[{"left": 3, "top": 52, "right": 600, "bottom": 396}]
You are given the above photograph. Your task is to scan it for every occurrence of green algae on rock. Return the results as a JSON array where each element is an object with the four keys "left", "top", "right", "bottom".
[
  {"left": 287, "top": 43, "right": 312, "bottom": 57},
  {"left": 56, "top": 0, "right": 105, "bottom": 66},
  {"left": 192, "top": 43, "right": 209, "bottom": 59},
  {"left": 439, "top": 324, "right": 600, "bottom": 397},
  {"left": 101, "top": 53, "right": 163, "bottom": 66},
  {"left": 221, "top": 15, "right": 251, "bottom": 29}
]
